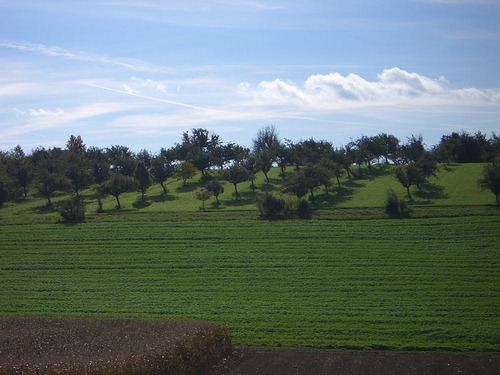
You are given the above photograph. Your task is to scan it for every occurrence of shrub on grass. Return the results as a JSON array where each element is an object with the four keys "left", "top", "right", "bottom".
[
  {"left": 385, "top": 188, "right": 411, "bottom": 217},
  {"left": 257, "top": 193, "right": 285, "bottom": 219},
  {"left": 59, "top": 196, "right": 86, "bottom": 222}
]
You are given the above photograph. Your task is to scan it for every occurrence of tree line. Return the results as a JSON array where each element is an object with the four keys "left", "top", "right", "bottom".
[{"left": 1, "top": 128, "right": 499, "bottom": 215}]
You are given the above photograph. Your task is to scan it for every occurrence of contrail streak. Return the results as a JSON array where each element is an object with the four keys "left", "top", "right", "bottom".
[
  {"left": 83, "top": 82, "right": 334, "bottom": 124},
  {"left": 83, "top": 82, "right": 221, "bottom": 112}
]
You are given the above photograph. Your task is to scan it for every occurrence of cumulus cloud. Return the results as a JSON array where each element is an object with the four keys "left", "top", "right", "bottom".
[{"left": 238, "top": 67, "right": 500, "bottom": 109}]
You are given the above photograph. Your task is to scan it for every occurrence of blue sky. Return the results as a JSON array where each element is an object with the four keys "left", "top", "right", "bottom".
[{"left": 1, "top": 0, "right": 499, "bottom": 153}]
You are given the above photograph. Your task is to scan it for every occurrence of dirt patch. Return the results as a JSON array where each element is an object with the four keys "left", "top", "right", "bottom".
[
  {"left": 0, "top": 317, "right": 231, "bottom": 375},
  {"left": 206, "top": 348, "right": 499, "bottom": 375}
]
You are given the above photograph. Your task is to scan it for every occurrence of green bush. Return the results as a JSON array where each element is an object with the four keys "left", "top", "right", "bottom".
[
  {"left": 257, "top": 193, "right": 285, "bottom": 219},
  {"left": 59, "top": 196, "right": 86, "bottom": 222},
  {"left": 385, "top": 188, "right": 411, "bottom": 217},
  {"left": 385, "top": 188, "right": 400, "bottom": 215}
]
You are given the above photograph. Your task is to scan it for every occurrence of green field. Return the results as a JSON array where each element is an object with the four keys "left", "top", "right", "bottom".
[
  {"left": 1, "top": 163, "right": 499, "bottom": 351},
  {"left": 1, "top": 217, "right": 499, "bottom": 350}
]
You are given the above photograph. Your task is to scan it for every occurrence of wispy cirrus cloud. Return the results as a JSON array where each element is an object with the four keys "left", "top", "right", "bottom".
[
  {"left": 0, "top": 82, "right": 42, "bottom": 97},
  {"left": 0, "top": 40, "right": 175, "bottom": 74}
]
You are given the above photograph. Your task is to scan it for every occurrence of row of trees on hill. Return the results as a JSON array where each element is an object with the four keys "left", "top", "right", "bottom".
[{"left": 1, "top": 128, "right": 500, "bottom": 213}]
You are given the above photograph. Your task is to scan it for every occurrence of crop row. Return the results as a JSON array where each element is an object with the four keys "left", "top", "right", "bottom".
[{"left": 1, "top": 216, "right": 499, "bottom": 350}]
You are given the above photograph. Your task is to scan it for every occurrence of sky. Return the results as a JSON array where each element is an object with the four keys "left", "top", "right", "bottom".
[{"left": 1, "top": 0, "right": 500, "bottom": 153}]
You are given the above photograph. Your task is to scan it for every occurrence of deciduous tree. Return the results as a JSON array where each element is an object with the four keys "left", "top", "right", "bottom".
[
  {"left": 86, "top": 146, "right": 110, "bottom": 185},
  {"left": 283, "top": 170, "right": 309, "bottom": 200},
  {"left": 176, "top": 161, "right": 197, "bottom": 187},
  {"left": 478, "top": 161, "right": 500, "bottom": 204},
  {"left": 394, "top": 164, "right": 425, "bottom": 200},
  {"left": 134, "top": 161, "right": 151, "bottom": 199},
  {"left": 31, "top": 147, "right": 70, "bottom": 206},
  {"left": 222, "top": 164, "right": 250, "bottom": 199},
  {"left": 205, "top": 179, "right": 224, "bottom": 205},
  {"left": 196, "top": 188, "right": 213, "bottom": 210},
  {"left": 107, "top": 145, "right": 136, "bottom": 176},
  {"left": 176, "top": 128, "right": 221, "bottom": 176},
  {"left": 150, "top": 150, "right": 175, "bottom": 195},
  {"left": 64, "top": 152, "right": 92, "bottom": 196},
  {"left": 100, "top": 174, "right": 137, "bottom": 209},
  {"left": 399, "top": 135, "right": 425, "bottom": 164},
  {"left": 253, "top": 126, "right": 280, "bottom": 184}
]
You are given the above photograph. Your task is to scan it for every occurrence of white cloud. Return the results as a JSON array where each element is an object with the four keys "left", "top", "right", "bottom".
[
  {"left": 3, "top": 102, "right": 146, "bottom": 141},
  {"left": 14, "top": 108, "right": 64, "bottom": 117},
  {"left": 0, "top": 41, "right": 175, "bottom": 74},
  {"left": 238, "top": 68, "right": 500, "bottom": 110},
  {"left": 376, "top": 68, "right": 445, "bottom": 97},
  {"left": 130, "top": 76, "right": 168, "bottom": 93}
]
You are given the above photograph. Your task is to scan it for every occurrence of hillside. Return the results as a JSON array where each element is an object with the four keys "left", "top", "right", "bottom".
[{"left": 0, "top": 163, "right": 496, "bottom": 225}]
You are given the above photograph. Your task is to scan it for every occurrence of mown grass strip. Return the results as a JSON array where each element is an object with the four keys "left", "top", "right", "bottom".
[{"left": 1, "top": 217, "right": 499, "bottom": 350}]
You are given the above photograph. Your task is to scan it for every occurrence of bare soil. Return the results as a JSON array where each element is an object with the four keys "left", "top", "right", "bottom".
[
  {"left": 206, "top": 348, "right": 500, "bottom": 375},
  {"left": 0, "top": 317, "right": 231, "bottom": 375}
]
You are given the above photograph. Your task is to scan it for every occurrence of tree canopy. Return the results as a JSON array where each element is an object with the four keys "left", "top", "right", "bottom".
[{"left": 0, "top": 129, "right": 499, "bottom": 211}]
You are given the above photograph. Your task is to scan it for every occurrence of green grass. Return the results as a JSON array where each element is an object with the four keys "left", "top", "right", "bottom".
[
  {"left": 1, "top": 217, "right": 499, "bottom": 350},
  {"left": 322, "top": 163, "right": 493, "bottom": 208},
  {"left": 0, "top": 163, "right": 495, "bottom": 225},
  {"left": 1, "top": 163, "right": 499, "bottom": 351}
]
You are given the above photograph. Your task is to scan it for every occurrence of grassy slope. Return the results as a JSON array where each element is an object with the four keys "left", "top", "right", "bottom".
[
  {"left": 330, "top": 163, "right": 493, "bottom": 208},
  {"left": 0, "top": 163, "right": 496, "bottom": 224}
]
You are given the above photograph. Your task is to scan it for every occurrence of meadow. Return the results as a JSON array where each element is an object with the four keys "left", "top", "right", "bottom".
[
  {"left": 1, "top": 216, "right": 499, "bottom": 350},
  {"left": 0, "top": 163, "right": 495, "bottom": 225},
  {"left": 0, "top": 163, "right": 499, "bottom": 352}
]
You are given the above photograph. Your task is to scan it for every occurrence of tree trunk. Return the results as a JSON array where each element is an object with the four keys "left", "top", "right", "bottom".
[
  {"left": 160, "top": 182, "right": 167, "bottom": 195},
  {"left": 406, "top": 186, "right": 412, "bottom": 200},
  {"left": 115, "top": 195, "right": 121, "bottom": 209},
  {"left": 233, "top": 183, "right": 239, "bottom": 199},
  {"left": 309, "top": 188, "right": 315, "bottom": 202},
  {"left": 345, "top": 167, "right": 351, "bottom": 180},
  {"left": 336, "top": 176, "right": 341, "bottom": 188},
  {"left": 263, "top": 171, "right": 270, "bottom": 184}
]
